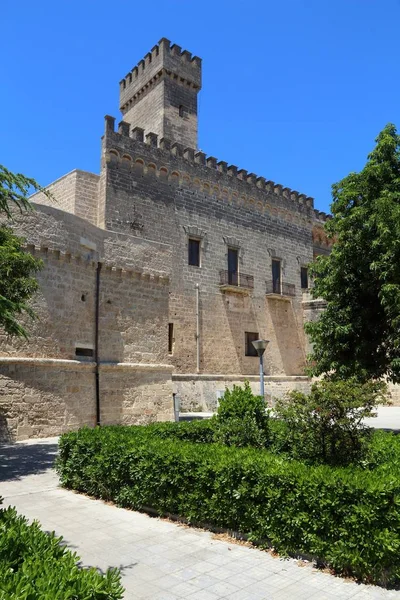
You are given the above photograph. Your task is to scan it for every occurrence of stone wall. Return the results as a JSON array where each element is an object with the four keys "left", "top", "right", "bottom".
[
  {"left": 173, "top": 374, "right": 311, "bottom": 412},
  {"left": 74, "top": 170, "right": 100, "bottom": 224},
  {"left": 100, "top": 365, "right": 173, "bottom": 425},
  {"left": 0, "top": 360, "right": 95, "bottom": 441},
  {"left": 31, "top": 170, "right": 99, "bottom": 226},
  {"left": 32, "top": 171, "right": 77, "bottom": 215},
  {"left": 387, "top": 383, "right": 400, "bottom": 407},
  {"left": 99, "top": 123, "right": 314, "bottom": 382},
  {"left": 0, "top": 203, "right": 174, "bottom": 441},
  {"left": 122, "top": 82, "right": 165, "bottom": 148}
]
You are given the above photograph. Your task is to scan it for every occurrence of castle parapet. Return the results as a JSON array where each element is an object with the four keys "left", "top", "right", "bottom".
[
  {"left": 314, "top": 209, "right": 330, "bottom": 222},
  {"left": 119, "top": 37, "right": 202, "bottom": 113},
  {"left": 103, "top": 115, "right": 318, "bottom": 216}
]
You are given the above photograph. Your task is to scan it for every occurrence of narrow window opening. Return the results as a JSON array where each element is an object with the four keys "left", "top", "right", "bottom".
[
  {"left": 179, "top": 105, "right": 188, "bottom": 118},
  {"left": 228, "top": 248, "right": 238, "bottom": 285},
  {"left": 188, "top": 238, "right": 200, "bottom": 266},
  {"left": 301, "top": 266, "right": 309, "bottom": 289},
  {"left": 81, "top": 294, "right": 86, "bottom": 302},
  {"left": 245, "top": 332, "right": 259, "bottom": 357},
  {"left": 272, "top": 259, "right": 281, "bottom": 294},
  {"left": 75, "top": 347, "right": 94, "bottom": 358},
  {"left": 168, "top": 323, "right": 174, "bottom": 354}
]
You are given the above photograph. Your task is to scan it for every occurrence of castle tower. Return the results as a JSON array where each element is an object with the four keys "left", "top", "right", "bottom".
[{"left": 119, "top": 38, "right": 202, "bottom": 149}]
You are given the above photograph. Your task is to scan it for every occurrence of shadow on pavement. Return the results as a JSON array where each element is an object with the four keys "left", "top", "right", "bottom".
[{"left": 0, "top": 441, "right": 58, "bottom": 482}]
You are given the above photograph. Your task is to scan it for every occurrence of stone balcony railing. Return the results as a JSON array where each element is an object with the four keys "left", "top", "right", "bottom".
[
  {"left": 266, "top": 280, "right": 296, "bottom": 298},
  {"left": 219, "top": 270, "right": 254, "bottom": 292}
]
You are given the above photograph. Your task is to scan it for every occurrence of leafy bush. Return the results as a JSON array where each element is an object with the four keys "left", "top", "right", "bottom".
[
  {"left": 213, "top": 382, "right": 269, "bottom": 448},
  {"left": 274, "top": 379, "right": 387, "bottom": 465},
  {"left": 0, "top": 497, "right": 123, "bottom": 599},
  {"left": 57, "top": 426, "right": 400, "bottom": 587},
  {"left": 149, "top": 383, "right": 269, "bottom": 449},
  {"left": 147, "top": 419, "right": 216, "bottom": 444}
]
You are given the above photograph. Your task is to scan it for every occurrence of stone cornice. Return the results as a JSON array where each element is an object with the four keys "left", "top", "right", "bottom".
[
  {"left": 0, "top": 358, "right": 173, "bottom": 372},
  {"left": 172, "top": 373, "right": 309, "bottom": 382},
  {"left": 99, "top": 362, "right": 173, "bottom": 372},
  {"left": 0, "top": 357, "right": 95, "bottom": 370}
]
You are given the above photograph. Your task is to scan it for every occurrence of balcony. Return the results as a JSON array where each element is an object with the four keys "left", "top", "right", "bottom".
[
  {"left": 219, "top": 270, "right": 254, "bottom": 293},
  {"left": 266, "top": 280, "right": 296, "bottom": 299}
]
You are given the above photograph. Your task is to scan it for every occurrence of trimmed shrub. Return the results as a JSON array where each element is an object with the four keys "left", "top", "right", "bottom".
[
  {"left": 0, "top": 497, "right": 123, "bottom": 599},
  {"left": 274, "top": 379, "right": 387, "bottom": 465},
  {"left": 147, "top": 419, "right": 216, "bottom": 444},
  {"left": 213, "top": 382, "right": 269, "bottom": 448},
  {"left": 57, "top": 426, "right": 400, "bottom": 587}
]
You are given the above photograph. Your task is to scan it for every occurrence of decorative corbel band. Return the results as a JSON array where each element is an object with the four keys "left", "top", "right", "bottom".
[
  {"left": 267, "top": 247, "right": 286, "bottom": 269},
  {"left": 183, "top": 225, "right": 207, "bottom": 239},
  {"left": 223, "top": 236, "right": 244, "bottom": 259},
  {"left": 223, "top": 236, "right": 241, "bottom": 249},
  {"left": 296, "top": 255, "right": 310, "bottom": 266}
]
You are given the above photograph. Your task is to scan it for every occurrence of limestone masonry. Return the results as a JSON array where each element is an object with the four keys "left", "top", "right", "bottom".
[{"left": 0, "top": 38, "right": 339, "bottom": 441}]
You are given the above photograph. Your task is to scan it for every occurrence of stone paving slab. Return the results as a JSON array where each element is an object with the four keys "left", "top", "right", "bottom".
[{"left": 1, "top": 438, "right": 399, "bottom": 600}]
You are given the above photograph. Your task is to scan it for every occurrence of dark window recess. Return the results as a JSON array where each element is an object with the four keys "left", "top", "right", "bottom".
[
  {"left": 228, "top": 248, "right": 239, "bottom": 285},
  {"left": 179, "top": 105, "right": 188, "bottom": 118},
  {"left": 272, "top": 259, "right": 281, "bottom": 293},
  {"left": 301, "top": 267, "right": 309, "bottom": 289},
  {"left": 75, "top": 347, "right": 94, "bottom": 358},
  {"left": 245, "top": 332, "right": 259, "bottom": 357},
  {"left": 168, "top": 323, "right": 174, "bottom": 354},
  {"left": 81, "top": 294, "right": 86, "bottom": 302},
  {"left": 188, "top": 238, "right": 200, "bottom": 266}
]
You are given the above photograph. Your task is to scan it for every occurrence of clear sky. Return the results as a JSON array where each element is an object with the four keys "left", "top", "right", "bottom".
[{"left": 2, "top": 0, "right": 399, "bottom": 214}]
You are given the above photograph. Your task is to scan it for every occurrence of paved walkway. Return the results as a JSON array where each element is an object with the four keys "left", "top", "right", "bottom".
[
  {"left": 1, "top": 439, "right": 399, "bottom": 600},
  {"left": 363, "top": 406, "right": 400, "bottom": 431}
]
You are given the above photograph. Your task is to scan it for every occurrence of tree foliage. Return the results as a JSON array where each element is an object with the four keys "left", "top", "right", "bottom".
[
  {"left": 306, "top": 124, "right": 400, "bottom": 383},
  {"left": 274, "top": 379, "right": 387, "bottom": 465},
  {"left": 0, "top": 226, "right": 42, "bottom": 337},
  {"left": 0, "top": 164, "right": 46, "bottom": 338},
  {"left": 0, "top": 164, "right": 42, "bottom": 218}
]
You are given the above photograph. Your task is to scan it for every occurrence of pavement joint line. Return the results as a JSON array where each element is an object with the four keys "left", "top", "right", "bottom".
[{"left": 4, "top": 486, "right": 59, "bottom": 498}]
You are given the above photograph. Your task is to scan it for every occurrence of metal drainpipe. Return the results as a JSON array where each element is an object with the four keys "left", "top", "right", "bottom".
[
  {"left": 95, "top": 262, "right": 102, "bottom": 426},
  {"left": 195, "top": 283, "right": 200, "bottom": 373}
]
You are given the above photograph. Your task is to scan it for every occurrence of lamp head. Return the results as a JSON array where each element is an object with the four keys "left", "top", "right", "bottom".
[{"left": 251, "top": 339, "right": 270, "bottom": 357}]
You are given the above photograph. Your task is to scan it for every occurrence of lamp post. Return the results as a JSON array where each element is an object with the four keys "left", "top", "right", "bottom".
[{"left": 251, "top": 339, "right": 270, "bottom": 399}]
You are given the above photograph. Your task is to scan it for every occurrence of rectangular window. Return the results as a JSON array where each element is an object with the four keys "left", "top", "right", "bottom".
[
  {"left": 188, "top": 238, "right": 200, "bottom": 266},
  {"left": 272, "top": 259, "right": 281, "bottom": 293},
  {"left": 75, "top": 347, "right": 94, "bottom": 358},
  {"left": 228, "top": 247, "right": 238, "bottom": 285},
  {"left": 301, "top": 266, "right": 309, "bottom": 289},
  {"left": 168, "top": 323, "right": 174, "bottom": 354},
  {"left": 245, "top": 332, "right": 259, "bottom": 357}
]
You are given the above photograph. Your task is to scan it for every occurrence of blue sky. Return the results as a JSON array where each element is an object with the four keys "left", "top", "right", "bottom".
[{"left": 2, "top": 0, "right": 399, "bottom": 214}]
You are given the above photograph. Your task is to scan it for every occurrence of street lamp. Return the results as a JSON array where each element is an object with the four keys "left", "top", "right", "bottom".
[{"left": 251, "top": 339, "right": 270, "bottom": 399}]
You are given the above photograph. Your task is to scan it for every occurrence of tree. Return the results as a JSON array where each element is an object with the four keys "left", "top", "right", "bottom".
[
  {"left": 274, "top": 379, "right": 387, "bottom": 465},
  {"left": 0, "top": 165, "right": 41, "bottom": 218},
  {"left": 0, "top": 165, "right": 47, "bottom": 338},
  {"left": 306, "top": 124, "right": 400, "bottom": 383}
]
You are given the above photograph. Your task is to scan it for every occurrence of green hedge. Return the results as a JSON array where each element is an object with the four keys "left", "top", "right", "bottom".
[
  {"left": 57, "top": 425, "right": 400, "bottom": 587},
  {"left": 0, "top": 498, "right": 123, "bottom": 599}
]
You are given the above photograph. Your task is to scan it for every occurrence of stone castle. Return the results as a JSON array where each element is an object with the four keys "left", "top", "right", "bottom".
[{"left": 0, "top": 38, "right": 333, "bottom": 441}]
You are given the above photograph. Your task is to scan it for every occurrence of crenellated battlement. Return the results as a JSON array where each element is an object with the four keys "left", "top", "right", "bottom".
[
  {"left": 313, "top": 209, "right": 331, "bottom": 222},
  {"left": 103, "top": 115, "right": 316, "bottom": 220},
  {"left": 24, "top": 242, "right": 170, "bottom": 284},
  {"left": 119, "top": 38, "right": 202, "bottom": 113}
]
